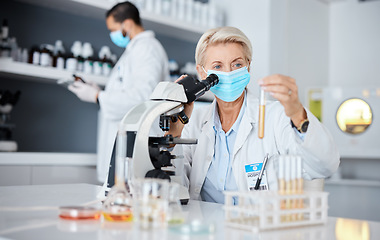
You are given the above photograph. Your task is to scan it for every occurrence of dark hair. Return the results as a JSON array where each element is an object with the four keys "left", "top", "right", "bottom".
[{"left": 106, "top": 1, "right": 142, "bottom": 26}]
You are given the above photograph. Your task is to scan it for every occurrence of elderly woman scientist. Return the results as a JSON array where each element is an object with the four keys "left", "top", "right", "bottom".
[{"left": 169, "top": 26, "right": 340, "bottom": 203}]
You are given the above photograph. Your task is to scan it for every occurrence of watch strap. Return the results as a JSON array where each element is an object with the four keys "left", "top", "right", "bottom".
[{"left": 291, "top": 119, "right": 309, "bottom": 133}]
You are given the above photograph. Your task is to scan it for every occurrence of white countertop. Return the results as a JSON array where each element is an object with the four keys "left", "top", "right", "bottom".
[
  {"left": 1, "top": 184, "right": 380, "bottom": 240},
  {"left": 0, "top": 152, "right": 96, "bottom": 166}
]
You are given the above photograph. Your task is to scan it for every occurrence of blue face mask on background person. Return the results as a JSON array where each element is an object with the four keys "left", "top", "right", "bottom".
[
  {"left": 205, "top": 67, "right": 251, "bottom": 102},
  {"left": 110, "top": 29, "right": 130, "bottom": 48}
]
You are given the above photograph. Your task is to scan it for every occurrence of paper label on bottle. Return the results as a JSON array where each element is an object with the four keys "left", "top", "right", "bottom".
[
  {"left": 40, "top": 53, "right": 50, "bottom": 66},
  {"left": 93, "top": 62, "right": 102, "bottom": 75},
  {"left": 84, "top": 61, "right": 93, "bottom": 74},
  {"left": 66, "top": 58, "right": 77, "bottom": 72},
  {"left": 56, "top": 57, "right": 65, "bottom": 69},
  {"left": 102, "top": 63, "right": 111, "bottom": 76},
  {"left": 32, "top": 52, "right": 40, "bottom": 65},
  {"left": 245, "top": 163, "right": 268, "bottom": 191}
]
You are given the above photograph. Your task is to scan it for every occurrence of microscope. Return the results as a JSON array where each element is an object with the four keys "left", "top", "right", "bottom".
[{"left": 106, "top": 74, "right": 218, "bottom": 203}]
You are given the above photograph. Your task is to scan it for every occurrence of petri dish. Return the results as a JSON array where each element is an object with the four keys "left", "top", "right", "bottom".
[{"left": 59, "top": 206, "right": 101, "bottom": 220}]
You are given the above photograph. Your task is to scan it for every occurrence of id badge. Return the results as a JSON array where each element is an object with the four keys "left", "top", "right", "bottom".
[{"left": 245, "top": 163, "right": 268, "bottom": 191}]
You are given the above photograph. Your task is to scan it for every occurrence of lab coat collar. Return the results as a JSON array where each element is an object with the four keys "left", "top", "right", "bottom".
[
  {"left": 126, "top": 30, "right": 155, "bottom": 51},
  {"left": 212, "top": 91, "right": 247, "bottom": 136},
  {"left": 199, "top": 88, "right": 258, "bottom": 147}
]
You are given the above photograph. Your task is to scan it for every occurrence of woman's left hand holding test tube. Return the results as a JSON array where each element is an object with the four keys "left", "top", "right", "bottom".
[{"left": 258, "top": 74, "right": 307, "bottom": 128}]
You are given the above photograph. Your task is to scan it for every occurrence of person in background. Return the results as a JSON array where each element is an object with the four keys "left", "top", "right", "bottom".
[
  {"left": 169, "top": 26, "right": 340, "bottom": 203},
  {"left": 69, "top": 1, "right": 169, "bottom": 183}
]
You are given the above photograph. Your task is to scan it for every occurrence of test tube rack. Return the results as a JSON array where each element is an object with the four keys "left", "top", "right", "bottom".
[{"left": 223, "top": 190, "right": 328, "bottom": 232}]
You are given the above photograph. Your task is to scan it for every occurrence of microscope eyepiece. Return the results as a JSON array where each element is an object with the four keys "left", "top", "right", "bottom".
[
  {"left": 201, "top": 73, "right": 219, "bottom": 91},
  {"left": 177, "top": 74, "right": 219, "bottom": 103}
]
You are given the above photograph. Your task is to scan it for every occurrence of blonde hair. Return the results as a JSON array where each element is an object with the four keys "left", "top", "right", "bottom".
[{"left": 195, "top": 26, "right": 252, "bottom": 67}]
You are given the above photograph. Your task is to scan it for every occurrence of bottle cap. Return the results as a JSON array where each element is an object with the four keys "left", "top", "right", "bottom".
[
  {"left": 99, "top": 46, "right": 111, "bottom": 59},
  {"left": 54, "top": 40, "right": 65, "bottom": 54},
  {"left": 110, "top": 54, "right": 117, "bottom": 64},
  {"left": 82, "top": 42, "right": 94, "bottom": 58},
  {"left": 71, "top": 41, "right": 82, "bottom": 57}
]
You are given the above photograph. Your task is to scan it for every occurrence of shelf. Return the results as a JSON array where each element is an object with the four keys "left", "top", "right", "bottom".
[
  {"left": 0, "top": 58, "right": 108, "bottom": 85},
  {"left": 15, "top": 0, "right": 207, "bottom": 43}
]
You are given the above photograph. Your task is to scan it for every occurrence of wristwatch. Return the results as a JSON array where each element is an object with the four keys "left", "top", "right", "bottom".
[{"left": 291, "top": 119, "right": 309, "bottom": 133}]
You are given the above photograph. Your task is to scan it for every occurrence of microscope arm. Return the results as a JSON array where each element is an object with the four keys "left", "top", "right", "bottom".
[{"left": 118, "top": 100, "right": 183, "bottom": 178}]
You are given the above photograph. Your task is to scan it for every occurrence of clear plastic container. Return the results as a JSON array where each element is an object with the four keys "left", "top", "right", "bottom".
[
  {"left": 133, "top": 178, "right": 170, "bottom": 229},
  {"left": 167, "top": 182, "right": 184, "bottom": 224}
]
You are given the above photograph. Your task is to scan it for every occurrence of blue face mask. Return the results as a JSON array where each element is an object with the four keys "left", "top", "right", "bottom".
[
  {"left": 205, "top": 67, "right": 250, "bottom": 102},
  {"left": 110, "top": 29, "right": 130, "bottom": 48}
]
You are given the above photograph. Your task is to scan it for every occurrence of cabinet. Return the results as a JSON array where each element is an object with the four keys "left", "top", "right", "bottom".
[{"left": 0, "top": 152, "right": 98, "bottom": 186}]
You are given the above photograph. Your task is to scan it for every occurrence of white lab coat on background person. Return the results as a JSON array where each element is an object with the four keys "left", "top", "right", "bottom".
[
  {"left": 178, "top": 88, "right": 340, "bottom": 200},
  {"left": 97, "top": 30, "right": 169, "bottom": 182}
]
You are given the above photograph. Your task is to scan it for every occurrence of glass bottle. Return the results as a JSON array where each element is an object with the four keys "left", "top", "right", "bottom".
[
  {"left": 32, "top": 46, "right": 41, "bottom": 65},
  {"left": 0, "top": 19, "right": 10, "bottom": 58},
  {"left": 82, "top": 42, "right": 94, "bottom": 74},
  {"left": 53, "top": 40, "right": 65, "bottom": 69},
  {"left": 102, "top": 130, "right": 133, "bottom": 222},
  {"left": 40, "top": 44, "right": 53, "bottom": 67}
]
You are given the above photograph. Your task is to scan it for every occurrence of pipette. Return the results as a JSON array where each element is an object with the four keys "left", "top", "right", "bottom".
[{"left": 258, "top": 88, "right": 266, "bottom": 139}]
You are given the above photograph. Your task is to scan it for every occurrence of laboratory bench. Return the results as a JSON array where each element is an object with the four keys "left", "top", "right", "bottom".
[{"left": 0, "top": 184, "right": 379, "bottom": 240}]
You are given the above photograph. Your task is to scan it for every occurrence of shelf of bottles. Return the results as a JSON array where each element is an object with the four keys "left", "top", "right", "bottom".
[
  {"left": 15, "top": 0, "right": 224, "bottom": 43},
  {"left": 0, "top": 57, "right": 108, "bottom": 86},
  {"left": 0, "top": 18, "right": 111, "bottom": 86}
]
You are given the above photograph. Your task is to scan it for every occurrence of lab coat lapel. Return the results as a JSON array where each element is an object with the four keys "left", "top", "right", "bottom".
[
  {"left": 199, "top": 101, "right": 216, "bottom": 179},
  {"left": 233, "top": 113, "right": 253, "bottom": 158},
  {"left": 202, "top": 101, "right": 216, "bottom": 157},
  {"left": 233, "top": 90, "right": 257, "bottom": 158}
]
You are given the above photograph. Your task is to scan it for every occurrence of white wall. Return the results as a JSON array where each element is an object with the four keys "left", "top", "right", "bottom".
[
  {"left": 214, "top": 0, "right": 330, "bottom": 103},
  {"left": 329, "top": 0, "right": 380, "bottom": 86},
  {"left": 287, "top": 0, "right": 330, "bottom": 104},
  {"left": 270, "top": 0, "right": 330, "bottom": 104},
  {"left": 211, "top": 0, "right": 272, "bottom": 96}
]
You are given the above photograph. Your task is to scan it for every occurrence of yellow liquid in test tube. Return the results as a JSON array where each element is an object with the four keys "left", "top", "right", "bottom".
[{"left": 258, "top": 89, "right": 266, "bottom": 139}]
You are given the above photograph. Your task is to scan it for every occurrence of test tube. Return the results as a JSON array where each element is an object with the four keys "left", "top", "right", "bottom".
[
  {"left": 258, "top": 88, "right": 266, "bottom": 139},
  {"left": 296, "top": 156, "right": 304, "bottom": 220},
  {"left": 284, "top": 156, "right": 291, "bottom": 222},
  {"left": 278, "top": 155, "right": 286, "bottom": 216},
  {"left": 290, "top": 156, "right": 297, "bottom": 221},
  {"left": 296, "top": 156, "right": 303, "bottom": 195}
]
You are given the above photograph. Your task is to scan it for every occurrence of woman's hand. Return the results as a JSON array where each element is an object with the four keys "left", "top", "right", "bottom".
[
  {"left": 166, "top": 75, "right": 194, "bottom": 138},
  {"left": 258, "top": 74, "right": 307, "bottom": 127}
]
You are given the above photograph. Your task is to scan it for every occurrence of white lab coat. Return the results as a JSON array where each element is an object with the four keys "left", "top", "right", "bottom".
[
  {"left": 97, "top": 31, "right": 169, "bottom": 182},
  {"left": 179, "top": 88, "right": 340, "bottom": 200}
]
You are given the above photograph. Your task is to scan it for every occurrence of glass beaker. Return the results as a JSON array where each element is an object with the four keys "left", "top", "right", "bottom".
[
  {"left": 167, "top": 182, "right": 184, "bottom": 224},
  {"left": 102, "top": 131, "right": 133, "bottom": 222},
  {"left": 133, "top": 178, "right": 169, "bottom": 229}
]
